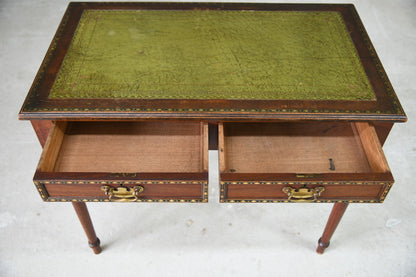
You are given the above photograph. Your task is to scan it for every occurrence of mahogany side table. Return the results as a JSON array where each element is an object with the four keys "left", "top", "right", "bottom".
[{"left": 19, "top": 2, "right": 406, "bottom": 254}]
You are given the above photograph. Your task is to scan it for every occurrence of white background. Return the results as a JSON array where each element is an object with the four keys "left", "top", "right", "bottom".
[{"left": 1, "top": 0, "right": 415, "bottom": 276}]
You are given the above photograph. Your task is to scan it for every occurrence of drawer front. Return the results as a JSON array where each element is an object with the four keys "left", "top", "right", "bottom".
[
  {"left": 218, "top": 122, "right": 394, "bottom": 203},
  {"left": 35, "top": 180, "right": 208, "bottom": 203},
  {"left": 34, "top": 120, "right": 209, "bottom": 203},
  {"left": 220, "top": 180, "right": 393, "bottom": 203}
]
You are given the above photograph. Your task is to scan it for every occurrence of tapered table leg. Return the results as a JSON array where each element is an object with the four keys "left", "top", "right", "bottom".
[
  {"left": 72, "top": 202, "right": 102, "bottom": 254},
  {"left": 316, "top": 203, "right": 349, "bottom": 254}
]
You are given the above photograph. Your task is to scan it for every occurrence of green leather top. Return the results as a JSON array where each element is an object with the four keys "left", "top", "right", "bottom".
[{"left": 49, "top": 10, "right": 374, "bottom": 100}]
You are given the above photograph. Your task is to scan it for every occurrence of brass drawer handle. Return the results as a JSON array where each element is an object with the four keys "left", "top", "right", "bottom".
[
  {"left": 282, "top": 186, "right": 325, "bottom": 203},
  {"left": 101, "top": 185, "right": 144, "bottom": 202}
]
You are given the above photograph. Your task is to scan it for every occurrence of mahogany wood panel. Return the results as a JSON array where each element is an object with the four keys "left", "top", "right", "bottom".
[
  {"left": 35, "top": 171, "right": 208, "bottom": 181},
  {"left": 373, "top": 122, "right": 393, "bottom": 146},
  {"left": 353, "top": 122, "right": 390, "bottom": 173},
  {"left": 53, "top": 121, "right": 205, "bottom": 173},
  {"left": 219, "top": 122, "right": 390, "bottom": 174},
  {"left": 37, "top": 121, "right": 208, "bottom": 173},
  {"left": 316, "top": 203, "right": 349, "bottom": 254},
  {"left": 208, "top": 123, "right": 218, "bottom": 150},
  {"left": 201, "top": 122, "right": 209, "bottom": 171},
  {"left": 219, "top": 121, "right": 393, "bottom": 202},
  {"left": 34, "top": 121, "right": 209, "bottom": 201},
  {"left": 45, "top": 182, "right": 204, "bottom": 200},
  {"left": 31, "top": 120, "right": 53, "bottom": 147},
  {"left": 38, "top": 121, "right": 67, "bottom": 172},
  {"left": 221, "top": 122, "right": 372, "bottom": 174},
  {"left": 218, "top": 123, "right": 226, "bottom": 173},
  {"left": 225, "top": 183, "right": 385, "bottom": 201},
  {"left": 72, "top": 202, "right": 101, "bottom": 254}
]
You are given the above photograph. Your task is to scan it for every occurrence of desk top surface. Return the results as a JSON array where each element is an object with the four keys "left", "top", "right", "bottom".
[{"left": 19, "top": 2, "right": 406, "bottom": 121}]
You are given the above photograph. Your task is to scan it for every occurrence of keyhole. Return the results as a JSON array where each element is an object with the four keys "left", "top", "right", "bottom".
[{"left": 329, "top": 158, "right": 335, "bottom": 171}]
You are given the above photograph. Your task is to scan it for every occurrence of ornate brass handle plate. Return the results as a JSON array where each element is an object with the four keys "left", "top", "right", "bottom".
[
  {"left": 101, "top": 185, "right": 144, "bottom": 202},
  {"left": 282, "top": 186, "right": 325, "bottom": 202}
]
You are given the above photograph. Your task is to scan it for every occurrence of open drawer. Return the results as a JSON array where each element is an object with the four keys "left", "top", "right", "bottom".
[
  {"left": 34, "top": 121, "right": 208, "bottom": 202},
  {"left": 219, "top": 122, "right": 393, "bottom": 203}
]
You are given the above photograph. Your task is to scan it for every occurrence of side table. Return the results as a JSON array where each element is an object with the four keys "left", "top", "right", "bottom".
[{"left": 19, "top": 2, "right": 406, "bottom": 254}]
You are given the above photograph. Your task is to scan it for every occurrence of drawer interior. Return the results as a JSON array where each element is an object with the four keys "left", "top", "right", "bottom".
[
  {"left": 39, "top": 121, "right": 208, "bottom": 173},
  {"left": 219, "top": 122, "right": 389, "bottom": 174}
]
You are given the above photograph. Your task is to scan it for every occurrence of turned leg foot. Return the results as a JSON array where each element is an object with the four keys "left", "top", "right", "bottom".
[
  {"left": 88, "top": 238, "right": 102, "bottom": 255},
  {"left": 316, "top": 237, "right": 330, "bottom": 254},
  {"left": 72, "top": 202, "right": 102, "bottom": 254},
  {"left": 316, "top": 203, "right": 348, "bottom": 254}
]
